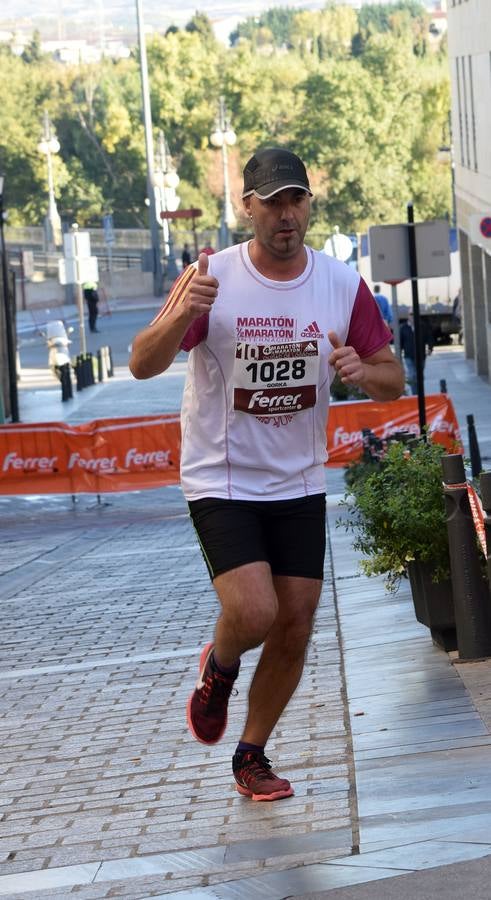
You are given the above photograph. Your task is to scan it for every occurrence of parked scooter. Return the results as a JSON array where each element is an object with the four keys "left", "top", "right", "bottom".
[{"left": 45, "top": 320, "right": 73, "bottom": 380}]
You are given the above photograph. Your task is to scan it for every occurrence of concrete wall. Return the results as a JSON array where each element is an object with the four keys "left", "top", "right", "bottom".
[
  {"left": 20, "top": 269, "right": 155, "bottom": 311},
  {"left": 447, "top": 0, "right": 491, "bottom": 381}
]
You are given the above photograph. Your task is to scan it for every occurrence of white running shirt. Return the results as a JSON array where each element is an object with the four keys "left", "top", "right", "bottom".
[{"left": 154, "top": 242, "right": 390, "bottom": 501}]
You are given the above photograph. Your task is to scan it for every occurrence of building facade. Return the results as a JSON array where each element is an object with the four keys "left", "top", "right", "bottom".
[{"left": 447, "top": 0, "right": 491, "bottom": 380}]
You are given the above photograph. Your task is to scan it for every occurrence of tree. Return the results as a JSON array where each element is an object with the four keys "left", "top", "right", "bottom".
[
  {"left": 356, "top": 1, "right": 428, "bottom": 55},
  {"left": 231, "top": 8, "right": 299, "bottom": 48},
  {"left": 21, "top": 30, "right": 44, "bottom": 64},
  {"left": 0, "top": 3, "right": 451, "bottom": 234},
  {"left": 293, "top": 38, "right": 424, "bottom": 231},
  {"left": 185, "top": 12, "right": 215, "bottom": 43}
]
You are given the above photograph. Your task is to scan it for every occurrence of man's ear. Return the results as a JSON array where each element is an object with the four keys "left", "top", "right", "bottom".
[{"left": 243, "top": 197, "right": 252, "bottom": 217}]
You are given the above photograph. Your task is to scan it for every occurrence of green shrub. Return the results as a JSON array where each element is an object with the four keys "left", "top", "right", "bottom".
[
  {"left": 330, "top": 374, "right": 368, "bottom": 402},
  {"left": 339, "top": 439, "right": 451, "bottom": 591}
]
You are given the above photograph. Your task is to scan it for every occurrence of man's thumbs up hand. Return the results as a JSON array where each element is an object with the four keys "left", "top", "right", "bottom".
[
  {"left": 328, "top": 331, "right": 342, "bottom": 351},
  {"left": 328, "top": 330, "right": 364, "bottom": 385},
  {"left": 184, "top": 252, "right": 219, "bottom": 319},
  {"left": 197, "top": 252, "right": 209, "bottom": 276}
]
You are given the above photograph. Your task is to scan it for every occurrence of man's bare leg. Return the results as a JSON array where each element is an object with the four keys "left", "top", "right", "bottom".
[
  {"left": 187, "top": 561, "right": 280, "bottom": 746},
  {"left": 212, "top": 568, "right": 321, "bottom": 740},
  {"left": 240, "top": 575, "right": 321, "bottom": 746},
  {"left": 213, "top": 561, "right": 279, "bottom": 666}
]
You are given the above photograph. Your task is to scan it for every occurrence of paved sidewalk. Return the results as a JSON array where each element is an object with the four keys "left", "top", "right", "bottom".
[
  {"left": 0, "top": 487, "right": 356, "bottom": 898},
  {"left": 1, "top": 345, "right": 491, "bottom": 897}
]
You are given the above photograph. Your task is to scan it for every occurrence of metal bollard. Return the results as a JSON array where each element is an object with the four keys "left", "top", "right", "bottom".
[
  {"left": 440, "top": 379, "right": 447, "bottom": 394},
  {"left": 59, "top": 363, "right": 73, "bottom": 401},
  {"left": 467, "top": 414, "right": 482, "bottom": 478},
  {"left": 104, "top": 346, "right": 114, "bottom": 377},
  {"left": 481, "top": 472, "right": 491, "bottom": 589},
  {"left": 442, "top": 454, "right": 491, "bottom": 659},
  {"left": 74, "top": 355, "right": 84, "bottom": 391},
  {"left": 91, "top": 353, "right": 99, "bottom": 383},
  {"left": 83, "top": 353, "right": 95, "bottom": 386},
  {"left": 97, "top": 348, "right": 107, "bottom": 382}
]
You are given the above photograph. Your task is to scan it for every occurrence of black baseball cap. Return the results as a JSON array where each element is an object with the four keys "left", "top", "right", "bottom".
[{"left": 242, "top": 147, "right": 312, "bottom": 199}]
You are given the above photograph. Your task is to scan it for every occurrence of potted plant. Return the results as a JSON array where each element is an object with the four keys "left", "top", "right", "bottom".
[
  {"left": 330, "top": 373, "right": 368, "bottom": 402},
  {"left": 339, "top": 438, "right": 456, "bottom": 649}
]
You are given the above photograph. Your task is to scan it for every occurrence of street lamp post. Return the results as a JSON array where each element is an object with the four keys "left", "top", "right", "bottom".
[
  {"left": 135, "top": 0, "right": 163, "bottom": 296},
  {"left": 0, "top": 176, "right": 19, "bottom": 422},
  {"left": 37, "top": 110, "right": 62, "bottom": 252},
  {"left": 154, "top": 130, "right": 180, "bottom": 284},
  {"left": 210, "top": 96, "right": 236, "bottom": 250}
]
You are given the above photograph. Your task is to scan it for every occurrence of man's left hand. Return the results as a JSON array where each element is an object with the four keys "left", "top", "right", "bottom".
[{"left": 328, "top": 331, "right": 365, "bottom": 385}]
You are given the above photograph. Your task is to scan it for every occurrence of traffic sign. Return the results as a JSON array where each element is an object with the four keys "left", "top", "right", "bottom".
[
  {"left": 64, "top": 230, "right": 91, "bottom": 260},
  {"left": 59, "top": 255, "right": 98, "bottom": 286},
  {"left": 59, "top": 230, "right": 98, "bottom": 285},
  {"left": 480, "top": 217, "right": 491, "bottom": 238},
  {"left": 469, "top": 213, "right": 491, "bottom": 245},
  {"left": 324, "top": 232, "right": 353, "bottom": 262},
  {"left": 368, "top": 219, "right": 450, "bottom": 282}
]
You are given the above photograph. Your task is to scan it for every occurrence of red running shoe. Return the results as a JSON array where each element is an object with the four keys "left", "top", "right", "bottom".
[
  {"left": 232, "top": 750, "right": 294, "bottom": 801},
  {"left": 186, "top": 642, "right": 238, "bottom": 744}
]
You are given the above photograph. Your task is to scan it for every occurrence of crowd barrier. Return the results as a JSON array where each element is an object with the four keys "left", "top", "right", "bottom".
[{"left": 0, "top": 394, "right": 461, "bottom": 495}]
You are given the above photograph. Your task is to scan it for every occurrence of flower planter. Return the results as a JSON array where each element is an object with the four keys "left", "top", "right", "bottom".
[{"left": 407, "top": 560, "right": 456, "bottom": 651}]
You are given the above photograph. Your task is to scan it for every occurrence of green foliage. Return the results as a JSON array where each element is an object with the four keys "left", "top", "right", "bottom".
[
  {"left": 231, "top": 7, "right": 300, "bottom": 48},
  {"left": 21, "top": 30, "right": 44, "bottom": 64},
  {"left": 330, "top": 373, "right": 368, "bottom": 402},
  {"left": 185, "top": 12, "right": 215, "bottom": 43},
  {"left": 343, "top": 457, "right": 381, "bottom": 492},
  {"left": 0, "top": 3, "right": 452, "bottom": 232},
  {"left": 294, "top": 44, "right": 417, "bottom": 231},
  {"left": 358, "top": 1, "right": 428, "bottom": 42},
  {"left": 339, "top": 440, "right": 451, "bottom": 591}
]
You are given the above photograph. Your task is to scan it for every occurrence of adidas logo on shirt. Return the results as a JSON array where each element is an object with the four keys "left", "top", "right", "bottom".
[{"left": 300, "top": 320, "right": 324, "bottom": 339}]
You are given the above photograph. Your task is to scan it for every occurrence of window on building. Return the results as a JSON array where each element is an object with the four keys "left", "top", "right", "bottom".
[
  {"left": 468, "top": 56, "right": 478, "bottom": 172},
  {"left": 460, "top": 56, "right": 471, "bottom": 168},
  {"left": 455, "top": 57, "right": 466, "bottom": 167}
]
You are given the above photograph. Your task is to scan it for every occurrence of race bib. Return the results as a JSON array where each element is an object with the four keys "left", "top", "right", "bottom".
[{"left": 233, "top": 341, "right": 319, "bottom": 416}]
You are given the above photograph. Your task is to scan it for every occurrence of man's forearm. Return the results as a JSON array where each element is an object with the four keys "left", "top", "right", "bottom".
[
  {"left": 129, "top": 307, "right": 194, "bottom": 380},
  {"left": 359, "top": 359, "right": 405, "bottom": 401}
]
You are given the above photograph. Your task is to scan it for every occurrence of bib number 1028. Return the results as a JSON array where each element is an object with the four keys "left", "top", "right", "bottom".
[{"left": 245, "top": 359, "right": 306, "bottom": 383}]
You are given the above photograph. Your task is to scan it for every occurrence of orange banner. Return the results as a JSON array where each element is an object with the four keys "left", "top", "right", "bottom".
[
  {"left": 0, "top": 415, "right": 181, "bottom": 495},
  {"left": 0, "top": 395, "right": 461, "bottom": 495},
  {"left": 326, "top": 393, "right": 462, "bottom": 466}
]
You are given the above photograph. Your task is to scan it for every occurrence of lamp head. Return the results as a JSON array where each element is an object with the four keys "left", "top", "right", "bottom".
[{"left": 210, "top": 129, "right": 223, "bottom": 148}]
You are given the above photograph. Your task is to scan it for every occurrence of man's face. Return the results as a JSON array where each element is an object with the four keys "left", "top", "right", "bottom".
[{"left": 243, "top": 188, "right": 311, "bottom": 260}]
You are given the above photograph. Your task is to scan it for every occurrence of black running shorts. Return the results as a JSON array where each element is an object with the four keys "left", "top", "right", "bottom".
[{"left": 188, "top": 493, "right": 326, "bottom": 581}]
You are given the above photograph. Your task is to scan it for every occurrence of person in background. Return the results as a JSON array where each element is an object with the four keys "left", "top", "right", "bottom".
[
  {"left": 399, "top": 312, "right": 434, "bottom": 394},
  {"left": 452, "top": 288, "right": 463, "bottom": 344},
  {"left": 129, "top": 147, "right": 404, "bottom": 803},
  {"left": 82, "top": 281, "right": 100, "bottom": 333},
  {"left": 181, "top": 243, "right": 192, "bottom": 269},
  {"left": 373, "top": 285, "right": 392, "bottom": 327}
]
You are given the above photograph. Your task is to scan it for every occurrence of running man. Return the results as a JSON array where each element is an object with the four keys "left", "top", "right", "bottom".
[{"left": 130, "top": 147, "right": 404, "bottom": 801}]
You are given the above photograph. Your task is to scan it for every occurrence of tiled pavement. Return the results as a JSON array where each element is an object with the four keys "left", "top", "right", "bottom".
[
  {"left": 0, "top": 487, "right": 356, "bottom": 898},
  {"left": 1, "top": 344, "right": 491, "bottom": 897}
]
